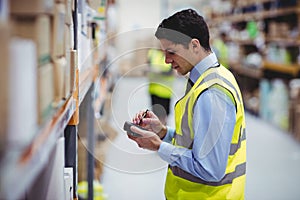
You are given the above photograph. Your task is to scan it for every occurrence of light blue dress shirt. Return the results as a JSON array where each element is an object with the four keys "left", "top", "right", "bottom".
[{"left": 157, "top": 53, "right": 236, "bottom": 182}]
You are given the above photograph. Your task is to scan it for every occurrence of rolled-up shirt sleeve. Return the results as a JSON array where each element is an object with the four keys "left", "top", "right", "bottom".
[{"left": 157, "top": 88, "right": 236, "bottom": 182}]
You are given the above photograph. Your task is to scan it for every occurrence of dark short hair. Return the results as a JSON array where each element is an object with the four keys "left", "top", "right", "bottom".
[{"left": 155, "top": 9, "right": 211, "bottom": 52}]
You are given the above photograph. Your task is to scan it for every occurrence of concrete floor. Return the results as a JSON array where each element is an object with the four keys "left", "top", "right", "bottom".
[{"left": 100, "top": 77, "right": 300, "bottom": 200}]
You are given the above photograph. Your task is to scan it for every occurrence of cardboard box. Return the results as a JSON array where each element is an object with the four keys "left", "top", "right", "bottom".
[
  {"left": 64, "top": 24, "right": 72, "bottom": 98},
  {"left": 63, "top": 47, "right": 76, "bottom": 99},
  {"left": 77, "top": 118, "right": 117, "bottom": 182},
  {"left": 51, "top": 3, "right": 66, "bottom": 59},
  {"left": 38, "top": 63, "right": 54, "bottom": 124},
  {"left": 53, "top": 57, "right": 67, "bottom": 104},
  {"left": 11, "top": 15, "right": 51, "bottom": 66},
  {"left": 94, "top": 118, "right": 117, "bottom": 179},
  {"left": 64, "top": 50, "right": 71, "bottom": 99},
  {"left": 65, "top": 24, "right": 72, "bottom": 52},
  {"left": 269, "top": 22, "right": 278, "bottom": 38},
  {"left": 10, "top": 0, "right": 54, "bottom": 15},
  {"left": 69, "top": 24, "right": 75, "bottom": 50},
  {"left": 65, "top": 0, "right": 73, "bottom": 25},
  {"left": 77, "top": 137, "right": 87, "bottom": 182},
  {"left": 70, "top": 50, "right": 77, "bottom": 93}
]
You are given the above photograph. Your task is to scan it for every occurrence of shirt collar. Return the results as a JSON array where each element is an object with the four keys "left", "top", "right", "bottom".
[{"left": 189, "top": 52, "right": 219, "bottom": 83}]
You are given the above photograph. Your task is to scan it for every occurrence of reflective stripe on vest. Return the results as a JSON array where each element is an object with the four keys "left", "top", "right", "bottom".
[
  {"left": 170, "top": 162, "right": 246, "bottom": 186},
  {"left": 166, "top": 65, "right": 246, "bottom": 199}
]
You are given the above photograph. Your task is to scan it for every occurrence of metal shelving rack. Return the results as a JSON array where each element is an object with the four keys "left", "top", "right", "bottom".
[
  {"left": 0, "top": 0, "right": 103, "bottom": 199},
  {"left": 0, "top": 96, "right": 77, "bottom": 199},
  {"left": 209, "top": 0, "right": 300, "bottom": 125},
  {"left": 210, "top": 1, "right": 300, "bottom": 79}
]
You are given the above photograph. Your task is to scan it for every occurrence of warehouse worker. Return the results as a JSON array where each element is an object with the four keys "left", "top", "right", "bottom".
[
  {"left": 213, "top": 32, "right": 229, "bottom": 69},
  {"left": 147, "top": 48, "right": 175, "bottom": 125},
  {"left": 128, "top": 9, "right": 246, "bottom": 199}
]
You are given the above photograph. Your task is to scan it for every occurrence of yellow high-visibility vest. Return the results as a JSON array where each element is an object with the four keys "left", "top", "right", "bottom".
[
  {"left": 78, "top": 181, "right": 106, "bottom": 200},
  {"left": 165, "top": 65, "right": 246, "bottom": 200},
  {"left": 148, "top": 49, "right": 174, "bottom": 99},
  {"left": 213, "top": 38, "right": 229, "bottom": 69}
]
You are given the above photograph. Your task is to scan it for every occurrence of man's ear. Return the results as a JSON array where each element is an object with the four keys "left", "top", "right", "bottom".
[{"left": 190, "top": 39, "right": 200, "bottom": 52}]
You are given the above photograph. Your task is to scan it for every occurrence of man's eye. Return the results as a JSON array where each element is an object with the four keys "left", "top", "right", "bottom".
[{"left": 167, "top": 51, "right": 175, "bottom": 55}]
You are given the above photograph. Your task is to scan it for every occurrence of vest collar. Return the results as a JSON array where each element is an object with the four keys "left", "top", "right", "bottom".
[{"left": 189, "top": 52, "right": 219, "bottom": 84}]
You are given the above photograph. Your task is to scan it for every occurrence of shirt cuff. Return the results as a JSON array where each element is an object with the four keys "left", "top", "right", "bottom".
[
  {"left": 162, "top": 126, "right": 175, "bottom": 143},
  {"left": 158, "top": 142, "right": 176, "bottom": 164}
]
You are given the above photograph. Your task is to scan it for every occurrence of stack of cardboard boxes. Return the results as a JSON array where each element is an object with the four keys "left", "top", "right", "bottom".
[
  {"left": 0, "top": 0, "right": 78, "bottom": 150},
  {"left": 10, "top": 0, "right": 76, "bottom": 124},
  {"left": 1, "top": 0, "right": 109, "bottom": 198}
]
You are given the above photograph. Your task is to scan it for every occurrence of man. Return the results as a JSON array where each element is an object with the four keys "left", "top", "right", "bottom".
[
  {"left": 213, "top": 32, "right": 229, "bottom": 69},
  {"left": 147, "top": 48, "right": 175, "bottom": 125},
  {"left": 128, "top": 9, "right": 246, "bottom": 199}
]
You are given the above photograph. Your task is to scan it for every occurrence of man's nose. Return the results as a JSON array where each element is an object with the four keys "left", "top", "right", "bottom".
[{"left": 165, "top": 55, "right": 172, "bottom": 64}]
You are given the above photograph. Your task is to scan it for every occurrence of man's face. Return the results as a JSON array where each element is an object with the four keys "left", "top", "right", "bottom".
[{"left": 159, "top": 39, "right": 194, "bottom": 76}]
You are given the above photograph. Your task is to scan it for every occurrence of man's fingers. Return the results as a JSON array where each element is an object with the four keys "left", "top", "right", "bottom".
[
  {"left": 130, "top": 126, "right": 145, "bottom": 136},
  {"left": 142, "top": 118, "right": 153, "bottom": 125},
  {"left": 132, "top": 110, "right": 148, "bottom": 124},
  {"left": 130, "top": 126, "right": 155, "bottom": 138},
  {"left": 146, "top": 110, "right": 156, "bottom": 118}
]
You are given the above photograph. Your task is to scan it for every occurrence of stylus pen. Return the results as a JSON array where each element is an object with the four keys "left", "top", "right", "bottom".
[{"left": 139, "top": 109, "right": 149, "bottom": 125}]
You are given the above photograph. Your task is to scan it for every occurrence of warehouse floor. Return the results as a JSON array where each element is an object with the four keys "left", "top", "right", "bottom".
[{"left": 99, "top": 77, "right": 300, "bottom": 200}]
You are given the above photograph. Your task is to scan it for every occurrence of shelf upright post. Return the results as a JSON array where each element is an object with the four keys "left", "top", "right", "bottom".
[
  {"left": 73, "top": 0, "right": 78, "bottom": 51},
  {"left": 86, "top": 83, "right": 95, "bottom": 200},
  {"left": 65, "top": 0, "right": 79, "bottom": 199},
  {"left": 66, "top": 69, "right": 79, "bottom": 199},
  {"left": 64, "top": 125, "right": 78, "bottom": 199}
]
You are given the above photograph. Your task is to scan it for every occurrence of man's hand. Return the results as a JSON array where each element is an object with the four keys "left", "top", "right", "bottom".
[
  {"left": 127, "top": 126, "right": 162, "bottom": 151},
  {"left": 132, "top": 110, "right": 167, "bottom": 139}
]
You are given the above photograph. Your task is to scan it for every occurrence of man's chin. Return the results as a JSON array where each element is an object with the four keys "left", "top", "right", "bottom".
[{"left": 175, "top": 70, "right": 187, "bottom": 76}]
